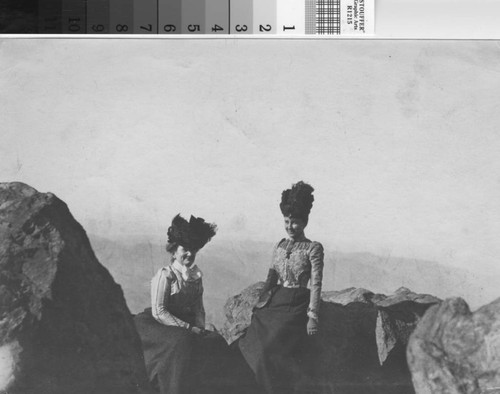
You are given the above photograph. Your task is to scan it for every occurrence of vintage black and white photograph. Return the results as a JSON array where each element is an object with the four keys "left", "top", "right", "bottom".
[{"left": 1, "top": 39, "right": 500, "bottom": 394}]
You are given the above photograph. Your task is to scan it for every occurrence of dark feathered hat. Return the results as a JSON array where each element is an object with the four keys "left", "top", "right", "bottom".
[
  {"left": 167, "top": 214, "right": 217, "bottom": 251},
  {"left": 279, "top": 181, "right": 315, "bottom": 222}
]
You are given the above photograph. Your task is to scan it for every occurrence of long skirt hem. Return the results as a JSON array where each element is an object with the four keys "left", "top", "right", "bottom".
[{"left": 238, "top": 286, "right": 314, "bottom": 394}]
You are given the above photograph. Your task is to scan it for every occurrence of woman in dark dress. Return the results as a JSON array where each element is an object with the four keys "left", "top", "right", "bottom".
[
  {"left": 134, "top": 214, "right": 229, "bottom": 394},
  {"left": 239, "top": 181, "right": 324, "bottom": 394}
]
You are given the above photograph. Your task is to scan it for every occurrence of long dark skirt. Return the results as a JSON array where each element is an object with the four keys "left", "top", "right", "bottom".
[
  {"left": 238, "top": 287, "right": 313, "bottom": 394},
  {"left": 134, "top": 309, "right": 232, "bottom": 394}
]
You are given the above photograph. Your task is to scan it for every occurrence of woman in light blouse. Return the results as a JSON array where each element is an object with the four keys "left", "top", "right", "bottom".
[
  {"left": 150, "top": 243, "right": 206, "bottom": 334},
  {"left": 239, "top": 181, "right": 324, "bottom": 394},
  {"left": 134, "top": 214, "right": 224, "bottom": 394}
]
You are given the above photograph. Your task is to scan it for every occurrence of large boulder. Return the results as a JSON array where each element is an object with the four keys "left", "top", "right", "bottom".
[
  {"left": 222, "top": 283, "right": 440, "bottom": 393},
  {"left": 407, "top": 297, "right": 500, "bottom": 394},
  {"left": 0, "top": 182, "right": 150, "bottom": 394}
]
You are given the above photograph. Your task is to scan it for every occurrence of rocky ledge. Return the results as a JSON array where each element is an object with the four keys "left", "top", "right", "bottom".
[
  {"left": 0, "top": 182, "right": 150, "bottom": 394},
  {"left": 222, "top": 283, "right": 440, "bottom": 393},
  {"left": 408, "top": 296, "right": 500, "bottom": 394}
]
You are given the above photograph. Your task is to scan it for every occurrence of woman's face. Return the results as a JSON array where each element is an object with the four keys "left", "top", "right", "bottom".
[
  {"left": 173, "top": 245, "right": 198, "bottom": 266},
  {"left": 284, "top": 216, "right": 307, "bottom": 240}
]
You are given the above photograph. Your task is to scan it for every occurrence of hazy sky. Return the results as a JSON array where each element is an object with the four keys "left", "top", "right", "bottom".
[{"left": 1, "top": 39, "right": 499, "bottom": 275}]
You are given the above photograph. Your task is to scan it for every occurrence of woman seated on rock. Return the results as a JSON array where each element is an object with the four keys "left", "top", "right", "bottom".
[
  {"left": 134, "top": 214, "right": 229, "bottom": 394},
  {"left": 238, "top": 181, "right": 324, "bottom": 394}
]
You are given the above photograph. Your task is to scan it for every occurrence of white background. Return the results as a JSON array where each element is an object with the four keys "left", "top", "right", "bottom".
[{"left": 376, "top": 0, "right": 500, "bottom": 38}]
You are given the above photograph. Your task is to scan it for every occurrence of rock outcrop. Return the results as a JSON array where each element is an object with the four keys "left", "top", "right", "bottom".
[
  {"left": 0, "top": 182, "right": 150, "bottom": 394},
  {"left": 407, "top": 297, "right": 500, "bottom": 394},
  {"left": 222, "top": 283, "right": 440, "bottom": 393}
]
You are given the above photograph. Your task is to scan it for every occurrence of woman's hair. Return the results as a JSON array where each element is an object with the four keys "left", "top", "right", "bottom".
[
  {"left": 165, "top": 242, "right": 179, "bottom": 255},
  {"left": 279, "top": 181, "right": 315, "bottom": 223},
  {"left": 165, "top": 214, "right": 217, "bottom": 254}
]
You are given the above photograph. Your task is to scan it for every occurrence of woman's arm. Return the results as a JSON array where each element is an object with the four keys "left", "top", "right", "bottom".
[
  {"left": 254, "top": 242, "right": 281, "bottom": 308},
  {"left": 260, "top": 240, "right": 283, "bottom": 294},
  {"left": 307, "top": 242, "right": 324, "bottom": 322},
  {"left": 151, "top": 267, "right": 191, "bottom": 329},
  {"left": 260, "top": 268, "right": 278, "bottom": 294},
  {"left": 193, "top": 282, "right": 206, "bottom": 329}
]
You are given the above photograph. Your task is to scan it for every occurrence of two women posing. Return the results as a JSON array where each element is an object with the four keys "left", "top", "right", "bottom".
[{"left": 134, "top": 181, "right": 324, "bottom": 394}]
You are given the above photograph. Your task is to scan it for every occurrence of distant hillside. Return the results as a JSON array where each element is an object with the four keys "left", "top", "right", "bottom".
[
  {"left": 89, "top": 235, "right": 498, "bottom": 328},
  {"left": 329, "top": 251, "right": 496, "bottom": 307}
]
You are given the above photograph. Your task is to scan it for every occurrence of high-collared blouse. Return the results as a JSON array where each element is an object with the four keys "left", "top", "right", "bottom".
[
  {"left": 151, "top": 261, "right": 205, "bottom": 329},
  {"left": 263, "top": 238, "right": 324, "bottom": 321}
]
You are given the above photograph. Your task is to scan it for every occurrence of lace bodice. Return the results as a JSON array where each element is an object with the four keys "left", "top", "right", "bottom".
[{"left": 264, "top": 238, "right": 324, "bottom": 320}]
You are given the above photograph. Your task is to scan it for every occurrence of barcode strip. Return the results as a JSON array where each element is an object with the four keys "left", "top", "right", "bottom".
[{"left": 316, "top": 0, "right": 340, "bottom": 35}]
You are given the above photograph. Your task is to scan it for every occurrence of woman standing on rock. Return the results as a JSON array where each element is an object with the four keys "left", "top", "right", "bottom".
[
  {"left": 238, "top": 181, "right": 324, "bottom": 394},
  {"left": 134, "top": 214, "right": 228, "bottom": 394}
]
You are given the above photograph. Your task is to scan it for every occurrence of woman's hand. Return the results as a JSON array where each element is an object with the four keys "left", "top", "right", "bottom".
[
  {"left": 191, "top": 326, "right": 206, "bottom": 336},
  {"left": 307, "top": 317, "right": 318, "bottom": 336}
]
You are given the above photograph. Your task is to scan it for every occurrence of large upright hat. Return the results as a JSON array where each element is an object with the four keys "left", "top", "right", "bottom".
[
  {"left": 279, "top": 181, "right": 315, "bottom": 222},
  {"left": 167, "top": 214, "right": 217, "bottom": 251}
]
